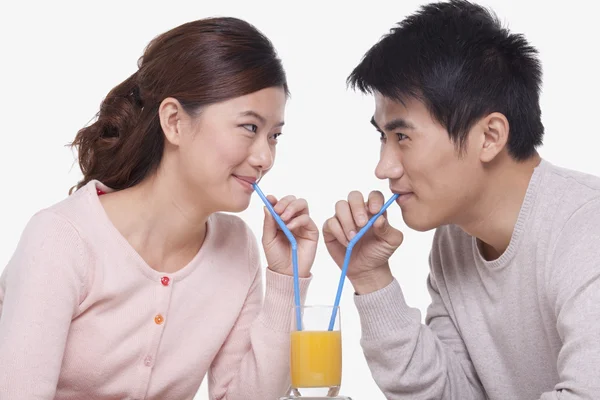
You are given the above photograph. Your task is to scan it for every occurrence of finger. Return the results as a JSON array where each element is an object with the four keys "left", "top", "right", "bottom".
[
  {"left": 280, "top": 198, "right": 309, "bottom": 222},
  {"left": 323, "top": 216, "right": 349, "bottom": 246},
  {"left": 265, "top": 194, "right": 278, "bottom": 206},
  {"left": 372, "top": 213, "right": 404, "bottom": 247},
  {"left": 262, "top": 206, "right": 279, "bottom": 244},
  {"left": 367, "top": 190, "right": 385, "bottom": 215},
  {"left": 273, "top": 195, "right": 297, "bottom": 214},
  {"left": 335, "top": 200, "right": 358, "bottom": 241},
  {"left": 286, "top": 213, "right": 315, "bottom": 232},
  {"left": 347, "top": 190, "right": 369, "bottom": 227}
]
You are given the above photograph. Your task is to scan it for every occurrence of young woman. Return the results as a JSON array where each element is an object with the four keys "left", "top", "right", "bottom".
[{"left": 0, "top": 17, "right": 317, "bottom": 400}]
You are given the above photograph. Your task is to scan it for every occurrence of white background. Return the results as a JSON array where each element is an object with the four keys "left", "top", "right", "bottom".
[{"left": 1, "top": 1, "right": 598, "bottom": 399}]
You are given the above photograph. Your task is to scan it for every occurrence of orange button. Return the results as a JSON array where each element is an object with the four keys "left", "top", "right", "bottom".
[{"left": 154, "top": 314, "right": 164, "bottom": 325}]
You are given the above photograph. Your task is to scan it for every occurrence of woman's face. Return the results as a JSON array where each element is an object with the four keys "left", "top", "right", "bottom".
[{"left": 160, "top": 86, "right": 287, "bottom": 214}]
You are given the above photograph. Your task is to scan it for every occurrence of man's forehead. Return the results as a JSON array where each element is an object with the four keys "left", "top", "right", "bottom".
[
  {"left": 374, "top": 96, "right": 407, "bottom": 123},
  {"left": 372, "top": 94, "right": 431, "bottom": 133},
  {"left": 375, "top": 91, "right": 408, "bottom": 108}
]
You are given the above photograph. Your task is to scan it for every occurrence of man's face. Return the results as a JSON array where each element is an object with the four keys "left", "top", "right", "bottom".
[{"left": 372, "top": 93, "right": 486, "bottom": 231}]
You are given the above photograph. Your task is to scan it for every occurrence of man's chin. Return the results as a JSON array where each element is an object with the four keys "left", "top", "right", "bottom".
[{"left": 402, "top": 211, "right": 440, "bottom": 232}]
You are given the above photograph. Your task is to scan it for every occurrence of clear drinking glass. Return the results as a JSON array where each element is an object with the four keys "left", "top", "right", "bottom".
[{"left": 289, "top": 305, "right": 342, "bottom": 397}]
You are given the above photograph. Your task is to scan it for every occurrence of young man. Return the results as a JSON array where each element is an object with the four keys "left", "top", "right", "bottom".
[{"left": 322, "top": 1, "right": 600, "bottom": 399}]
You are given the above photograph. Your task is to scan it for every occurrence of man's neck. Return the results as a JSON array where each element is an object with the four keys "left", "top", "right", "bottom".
[{"left": 457, "top": 154, "right": 542, "bottom": 261}]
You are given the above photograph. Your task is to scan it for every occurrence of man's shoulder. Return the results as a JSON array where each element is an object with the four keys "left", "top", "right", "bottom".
[
  {"left": 539, "top": 161, "right": 600, "bottom": 236},
  {"left": 547, "top": 161, "right": 600, "bottom": 192},
  {"left": 544, "top": 161, "right": 600, "bottom": 207}
]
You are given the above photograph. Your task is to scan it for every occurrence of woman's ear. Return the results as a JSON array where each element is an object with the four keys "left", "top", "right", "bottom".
[{"left": 159, "top": 97, "right": 184, "bottom": 146}]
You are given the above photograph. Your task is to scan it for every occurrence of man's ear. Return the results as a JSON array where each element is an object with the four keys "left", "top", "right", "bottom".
[{"left": 477, "top": 112, "right": 510, "bottom": 163}]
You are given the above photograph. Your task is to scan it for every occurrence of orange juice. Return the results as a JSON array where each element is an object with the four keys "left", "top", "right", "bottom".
[{"left": 290, "top": 330, "right": 342, "bottom": 388}]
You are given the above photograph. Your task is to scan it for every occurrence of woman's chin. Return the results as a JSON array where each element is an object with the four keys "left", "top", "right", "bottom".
[{"left": 219, "top": 198, "right": 252, "bottom": 214}]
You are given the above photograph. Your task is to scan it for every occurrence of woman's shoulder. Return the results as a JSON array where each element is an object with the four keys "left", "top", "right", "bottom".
[
  {"left": 16, "top": 181, "right": 105, "bottom": 255},
  {"left": 31, "top": 180, "right": 99, "bottom": 226},
  {"left": 24, "top": 182, "right": 95, "bottom": 236}
]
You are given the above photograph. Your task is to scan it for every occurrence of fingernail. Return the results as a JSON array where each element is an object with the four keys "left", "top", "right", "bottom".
[
  {"left": 281, "top": 211, "right": 290, "bottom": 220},
  {"left": 358, "top": 215, "right": 367, "bottom": 225},
  {"left": 349, "top": 230, "right": 356, "bottom": 239}
]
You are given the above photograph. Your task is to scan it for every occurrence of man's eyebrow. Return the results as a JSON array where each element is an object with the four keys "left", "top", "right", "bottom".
[
  {"left": 385, "top": 118, "right": 415, "bottom": 131},
  {"left": 370, "top": 116, "right": 380, "bottom": 130},
  {"left": 371, "top": 116, "right": 415, "bottom": 131}
]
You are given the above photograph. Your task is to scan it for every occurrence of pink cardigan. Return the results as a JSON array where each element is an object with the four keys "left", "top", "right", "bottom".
[{"left": 0, "top": 180, "right": 311, "bottom": 399}]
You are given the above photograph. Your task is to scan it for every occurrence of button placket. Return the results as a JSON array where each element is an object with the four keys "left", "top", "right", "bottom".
[
  {"left": 153, "top": 275, "right": 170, "bottom": 326},
  {"left": 135, "top": 275, "right": 175, "bottom": 398},
  {"left": 143, "top": 355, "right": 154, "bottom": 367}
]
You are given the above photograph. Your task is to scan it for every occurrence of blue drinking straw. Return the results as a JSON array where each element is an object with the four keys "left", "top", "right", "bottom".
[
  {"left": 252, "top": 183, "right": 303, "bottom": 331},
  {"left": 328, "top": 193, "right": 400, "bottom": 331}
]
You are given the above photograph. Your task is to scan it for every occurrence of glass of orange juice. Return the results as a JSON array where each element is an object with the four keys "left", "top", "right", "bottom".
[{"left": 287, "top": 305, "right": 349, "bottom": 398}]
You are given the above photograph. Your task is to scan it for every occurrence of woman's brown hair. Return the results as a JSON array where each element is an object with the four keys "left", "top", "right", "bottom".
[{"left": 70, "top": 17, "right": 288, "bottom": 192}]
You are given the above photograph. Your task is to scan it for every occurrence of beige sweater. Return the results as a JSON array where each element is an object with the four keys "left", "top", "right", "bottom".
[{"left": 354, "top": 159, "right": 600, "bottom": 399}]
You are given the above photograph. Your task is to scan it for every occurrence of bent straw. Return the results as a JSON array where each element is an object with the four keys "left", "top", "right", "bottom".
[
  {"left": 328, "top": 193, "right": 400, "bottom": 331},
  {"left": 252, "top": 183, "right": 303, "bottom": 331}
]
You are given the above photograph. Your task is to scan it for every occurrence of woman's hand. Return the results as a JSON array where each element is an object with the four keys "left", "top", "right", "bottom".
[{"left": 262, "top": 195, "right": 318, "bottom": 278}]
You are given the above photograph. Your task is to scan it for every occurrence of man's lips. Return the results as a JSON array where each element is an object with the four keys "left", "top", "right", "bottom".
[{"left": 390, "top": 188, "right": 412, "bottom": 195}]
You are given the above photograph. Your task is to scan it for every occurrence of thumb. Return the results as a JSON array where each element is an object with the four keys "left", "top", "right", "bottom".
[
  {"left": 262, "top": 206, "right": 279, "bottom": 245},
  {"left": 372, "top": 214, "right": 404, "bottom": 247}
]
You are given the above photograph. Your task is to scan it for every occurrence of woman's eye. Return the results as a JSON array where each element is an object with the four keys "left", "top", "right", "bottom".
[
  {"left": 269, "top": 132, "right": 282, "bottom": 143},
  {"left": 397, "top": 133, "right": 408, "bottom": 141},
  {"left": 242, "top": 124, "right": 258, "bottom": 133}
]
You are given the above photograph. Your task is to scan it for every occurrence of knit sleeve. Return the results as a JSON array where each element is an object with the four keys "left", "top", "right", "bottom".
[
  {"left": 207, "top": 224, "right": 311, "bottom": 399},
  {"left": 353, "top": 269, "right": 486, "bottom": 399},
  {"left": 541, "top": 198, "right": 600, "bottom": 399},
  {"left": 0, "top": 210, "right": 88, "bottom": 399},
  {"left": 353, "top": 226, "right": 486, "bottom": 400}
]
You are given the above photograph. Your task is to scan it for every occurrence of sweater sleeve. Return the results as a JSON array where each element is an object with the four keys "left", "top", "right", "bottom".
[
  {"left": 207, "top": 228, "right": 311, "bottom": 400},
  {"left": 353, "top": 255, "right": 485, "bottom": 399},
  {"left": 0, "top": 210, "right": 87, "bottom": 399},
  {"left": 540, "top": 198, "right": 600, "bottom": 399}
]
